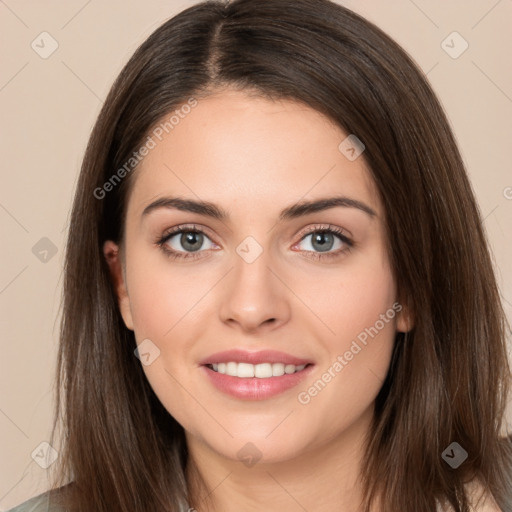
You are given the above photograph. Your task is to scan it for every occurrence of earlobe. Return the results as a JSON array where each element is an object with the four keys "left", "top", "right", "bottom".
[
  {"left": 103, "top": 240, "right": 134, "bottom": 331},
  {"left": 396, "top": 304, "right": 414, "bottom": 333}
]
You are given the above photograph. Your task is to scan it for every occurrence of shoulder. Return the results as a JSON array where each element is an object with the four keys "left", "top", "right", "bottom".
[
  {"left": 6, "top": 491, "right": 67, "bottom": 512},
  {"left": 437, "top": 479, "right": 502, "bottom": 512},
  {"left": 465, "top": 479, "right": 502, "bottom": 512},
  {"left": 7, "top": 487, "right": 190, "bottom": 512}
]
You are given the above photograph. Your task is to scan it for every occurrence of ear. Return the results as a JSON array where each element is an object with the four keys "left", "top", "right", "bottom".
[
  {"left": 103, "top": 240, "right": 134, "bottom": 331},
  {"left": 395, "top": 300, "right": 414, "bottom": 333}
]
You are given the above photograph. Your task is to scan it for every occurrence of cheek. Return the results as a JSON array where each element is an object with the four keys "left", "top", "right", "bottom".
[
  {"left": 126, "top": 252, "right": 211, "bottom": 340},
  {"left": 298, "top": 248, "right": 397, "bottom": 348},
  {"left": 292, "top": 249, "right": 398, "bottom": 414},
  {"left": 124, "top": 254, "right": 212, "bottom": 426}
]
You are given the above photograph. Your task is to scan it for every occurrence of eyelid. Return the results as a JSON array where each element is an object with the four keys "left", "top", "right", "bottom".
[
  {"left": 295, "top": 223, "right": 353, "bottom": 241},
  {"left": 158, "top": 223, "right": 350, "bottom": 246},
  {"left": 159, "top": 223, "right": 218, "bottom": 244}
]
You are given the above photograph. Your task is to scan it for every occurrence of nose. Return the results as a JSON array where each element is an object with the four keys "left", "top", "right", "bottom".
[{"left": 218, "top": 249, "right": 291, "bottom": 333}]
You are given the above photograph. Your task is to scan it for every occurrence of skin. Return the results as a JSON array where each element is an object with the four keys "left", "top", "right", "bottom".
[{"left": 104, "top": 87, "right": 413, "bottom": 512}]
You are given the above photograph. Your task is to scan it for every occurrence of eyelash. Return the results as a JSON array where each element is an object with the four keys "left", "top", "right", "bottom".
[{"left": 155, "top": 223, "right": 354, "bottom": 261}]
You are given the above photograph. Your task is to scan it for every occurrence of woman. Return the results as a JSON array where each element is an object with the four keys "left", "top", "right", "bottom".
[{"left": 9, "top": 0, "right": 512, "bottom": 510}]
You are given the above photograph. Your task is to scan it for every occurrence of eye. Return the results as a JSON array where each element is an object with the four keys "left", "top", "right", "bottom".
[
  {"left": 156, "top": 223, "right": 353, "bottom": 261},
  {"left": 156, "top": 225, "right": 217, "bottom": 260},
  {"left": 294, "top": 225, "right": 353, "bottom": 260}
]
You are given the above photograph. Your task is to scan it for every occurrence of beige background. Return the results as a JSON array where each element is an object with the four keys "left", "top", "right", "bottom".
[{"left": 1, "top": 0, "right": 511, "bottom": 508}]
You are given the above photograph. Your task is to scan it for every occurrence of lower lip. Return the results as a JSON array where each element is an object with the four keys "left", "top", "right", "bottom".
[{"left": 201, "top": 364, "right": 315, "bottom": 400}]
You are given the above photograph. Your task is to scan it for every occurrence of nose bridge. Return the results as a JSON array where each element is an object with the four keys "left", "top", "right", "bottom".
[{"left": 219, "top": 238, "right": 290, "bottom": 331}]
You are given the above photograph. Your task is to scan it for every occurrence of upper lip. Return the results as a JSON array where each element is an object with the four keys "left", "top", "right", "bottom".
[{"left": 199, "top": 349, "right": 314, "bottom": 366}]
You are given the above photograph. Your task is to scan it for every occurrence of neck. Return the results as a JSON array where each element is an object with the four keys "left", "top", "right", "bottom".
[{"left": 185, "top": 405, "right": 376, "bottom": 512}]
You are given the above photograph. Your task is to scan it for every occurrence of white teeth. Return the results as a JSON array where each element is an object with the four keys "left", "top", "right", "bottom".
[
  {"left": 255, "top": 363, "right": 272, "bottom": 378},
  {"left": 210, "top": 361, "right": 308, "bottom": 378},
  {"left": 237, "top": 362, "right": 254, "bottom": 378},
  {"left": 284, "top": 364, "right": 295, "bottom": 374},
  {"left": 272, "top": 363, "right": 285, "bottom": 377}
]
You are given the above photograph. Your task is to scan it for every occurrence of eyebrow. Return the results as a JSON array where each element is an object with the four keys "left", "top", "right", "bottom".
[{"left": 141, "top": 195, "right": 377, "bottom": 221}]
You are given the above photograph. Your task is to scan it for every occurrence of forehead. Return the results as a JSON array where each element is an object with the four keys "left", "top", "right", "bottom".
[{"left": 127, "top": 88, "right": 381, "bottom": 220}]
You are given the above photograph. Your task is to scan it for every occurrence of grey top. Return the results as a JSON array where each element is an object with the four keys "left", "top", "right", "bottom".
[
  {"left": 6, "top": 492, "right": 61, "bottom": 512},
  {"left": 7, "top": 492, "right": 191, "bottom": 512}
]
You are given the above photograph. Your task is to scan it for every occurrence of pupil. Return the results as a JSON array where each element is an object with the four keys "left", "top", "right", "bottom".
[
  {"left": 312, "top": 232, "right": 333, "bottom": 252},
  {"left": 181, "top": 231, "right": 203, "bottom": 252}
]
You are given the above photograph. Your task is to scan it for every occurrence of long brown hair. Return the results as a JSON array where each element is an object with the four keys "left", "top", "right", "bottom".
[{"left": 48, "top": 0, "right": 512, "bottom": 510}]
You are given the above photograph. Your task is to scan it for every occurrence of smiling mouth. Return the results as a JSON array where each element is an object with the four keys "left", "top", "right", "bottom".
[{"left": 205, "top": 362, "right": 313, "bottom": 378}]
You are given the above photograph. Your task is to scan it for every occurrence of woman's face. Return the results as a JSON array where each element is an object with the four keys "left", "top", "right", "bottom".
[{"left": 105, "top": 88, "right": 409, "bottom": 465}]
